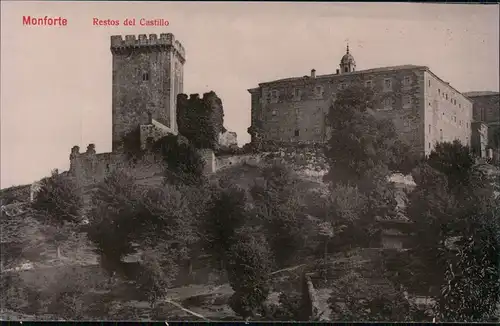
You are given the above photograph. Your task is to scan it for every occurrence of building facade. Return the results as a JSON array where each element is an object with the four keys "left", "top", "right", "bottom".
[
  {"left": 466, "top": 92, "right": 500, "bottom": 149},
  {"left": 110, "top": 33, "right": 185, "bottom": 151},
  {"left": 248, "top": 46, "right": 473, "bottom": 156}
]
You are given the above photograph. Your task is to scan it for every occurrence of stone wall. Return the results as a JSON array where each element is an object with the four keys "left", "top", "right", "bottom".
[
  {"left": 471, "top": 122, "right": 489, "bottom": 158},
  {"left": 139, "top": 119, "right": 176, "bottom": 150},
  {"left": 68, "top": 144, "right": 164, "bottom": 188},
  {"left": 249, "top": 66, "right": 429, "bottom": 149},
  {"left": 249, "top": 64, "right": 474, "bottom": 157},
  {"left": 423, "top": 71, "right": 473, "bottom": 155},
  {"left": 468, "top": 93, "right": 500, "bottom": 148},
  {"left": 176, "top": 92, "right": 225, "bottom": 150},
  {"left": 111, "top": 33, "right": 185, "bottom": 151},
  {"left": 215, "top": 154, "right": 262, "bottom": 171}
]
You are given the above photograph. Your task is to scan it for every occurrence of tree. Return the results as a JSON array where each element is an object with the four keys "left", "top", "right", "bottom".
[
  {"left": 31, "top": 172, "right": 84, "bottom": 259},
  {"left": 438, "top": 210, "right": 500, "bottom": 322},
  {"left": 32, "top": 172, "right": 83, "bottom": 225},
  {"left": 86, "top": 170, "right": 145, "bottom": 274},
  {"left": 136, "top": 248, "right": 179, "bottom": 310},
  {"left": 226, "top": 230, "right": 272, "bottom": 320},
  {"left": 249, "top": 163, "right": 307, "bottom": 267},
  {"left": 407, "top": 142, "right": 500, "bottom": 321},
  {"left": 327, "top": 269, "right": 411, "bottom": 322},
  {"left": 201, "top": 184, "right": 249, "bottom": 270},
  {"left": 152, "top": 135, "right": 205, "bottom": 185},
  {"left": 324, "top": 85, "right": 413, "bottom": 184}
]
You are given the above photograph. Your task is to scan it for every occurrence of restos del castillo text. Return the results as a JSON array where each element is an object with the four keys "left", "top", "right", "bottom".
[
  {"left": 23, "top": 16, "right": 68, "bottom": 26},
  {"left": 92, "top": 18, "right": 169, "bottom": 26}
]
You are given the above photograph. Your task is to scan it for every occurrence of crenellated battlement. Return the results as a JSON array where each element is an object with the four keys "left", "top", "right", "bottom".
[{"left": 110, "top": 33, "right": 185, "bottom": 61}]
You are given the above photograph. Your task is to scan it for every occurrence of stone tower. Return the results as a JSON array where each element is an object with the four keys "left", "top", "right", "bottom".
[
  {"left": 110, "top": 33, "right": 185, "bottom": 151},
  {"left": 339, "top": 44, "right": 356, "bottom": 74}
]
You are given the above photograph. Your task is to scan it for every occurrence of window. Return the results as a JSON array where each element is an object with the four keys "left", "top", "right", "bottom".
[
  {"left": 271, "top": 110, "right": 277, "bottom": 116},
  {"left": 445, "top": 93, "right": 448, "bottom": 100},
  {"left": 440, "top": 128, "right": 443, "bottom": 141},
  {"left": 459, "top": 103, "right": 461, "bottom": 109},
  {"left": 438, "top": 89, "right": 441, "bottom": 95},
  {"left": 403, "top": 76, "right": 411, "bottom": 86},
  {"left": 428, "top": 80, "right": 431, "bottom": 87},
  {"left": 270, "top": 90, "right": 279, "bottom": 103},
  {"left": 294, "top": 129, "right": 300, "bottom": 137},
  {"left": 383, "top": 97, "right": 393, "bottom": 110},
  {"left": 384, "top": 78, "right": 392, "bottom": 91},
  {"left": 428, "top": 124, "right": 431, "bottom": 133},
  {"left": 293, "top": 88, "right": 301, "bottom": 100},
  {"left": 315, "top": 128, "right": 321, "bottom": 134},
  {"left": 365, "top": 80, "right": 373, "bottom": 88},
  {"left": 338, "top": 83, "right": 347, "bottom": 90},
  {"left": 142, "top": 72, "right": 149, "bottom": 81},
  {"left": 314, "top": 85, "right": 324, "bottom": 98},
  {"left": 403, "top": 95, "right": 412, "bottom": 108},
  {"left": 344, "top": 67, "right": 348, "bottom": 73},
  {"left": 429, "top": 142, "right": 431, "bottom": 149}
]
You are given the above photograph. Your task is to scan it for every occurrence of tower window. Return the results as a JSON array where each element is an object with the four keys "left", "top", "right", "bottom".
[
  {"left": 344, "top": 67, "right": 348, "bottom": 73},
  {"left": 294, "top": 129, "right": 300, "bottom": 137},
  {"left": 438, "top": 89, "right": 441, "bottom": 95},
  {"left": 403, "top": 95, "right": 412, "bottom": 108},
  {"left": 440, "top": 128, "right": 443, "bottom": 141},
  {"left": 383, "top": 97, "right": 393, "bottom": 110},
  {"left": 384, "top": 78, "right": 392, "bottom": 91},
  {"left": 142, "top": 72, "right": 149, "bottom": 81},
  {"left": 428, "top": 80, "right": 431, "bottom": 87},
  {"left": 428, "top": 124, "right": 431, "bottom": 133}
]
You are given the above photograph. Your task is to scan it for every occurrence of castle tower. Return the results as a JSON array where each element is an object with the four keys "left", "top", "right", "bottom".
[
  {"left": 110, "top": 33, "right": 185, "bottom": 151},
  {"left": 339, "top": 44, "right": 356, "bottom": 74}
]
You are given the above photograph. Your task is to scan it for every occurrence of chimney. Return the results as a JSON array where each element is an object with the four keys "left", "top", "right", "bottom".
[
  {"left": 311, "top": 69, "right": 316, "bottom": 78},
  {"left": 336, "top": 69, "right": 340, "bottom": 75}
]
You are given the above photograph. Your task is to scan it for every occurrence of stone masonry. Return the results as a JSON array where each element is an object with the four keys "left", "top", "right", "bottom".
[
  {"left": 111, "top": 33, "right": 185, "bottom": 151},
  {"left": 248, "top": 46, "right": 473, "bottom": 157},
  {"left": 465, "top": 92, "right": 500, "bottom": 148}
]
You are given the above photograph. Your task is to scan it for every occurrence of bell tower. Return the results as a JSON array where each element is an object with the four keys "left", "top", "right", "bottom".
[{"left": 339, "top": 44, "right": 356, "bottom": 74}]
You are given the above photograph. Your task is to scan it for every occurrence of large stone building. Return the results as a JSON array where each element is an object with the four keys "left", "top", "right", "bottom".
[
  {"left": 248, "top": 45, "right": 474, "bottom": 156},
  {"left": 110, "top": 33, "right": 185, "bottom": 151}
]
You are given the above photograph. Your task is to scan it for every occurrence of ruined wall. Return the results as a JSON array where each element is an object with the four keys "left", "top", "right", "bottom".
[
  {"left": 218, "top": 131, "right": 238, "bottom": 148},
  {"left": 139, "top": 119, "right": 176, "bottom": 150},
  {"left": 177, "top": 92, "right": 225, "bottom": 150},
  {"left": 111, "top": 33, "right": 185, "bottom": 151},
  {"left": 423, "top": 71, "right": 473, "bottom": 155}
]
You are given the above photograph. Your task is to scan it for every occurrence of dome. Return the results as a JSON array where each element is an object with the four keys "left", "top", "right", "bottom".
[{"left": 340, "top": 45, "right": 355, "bottom": 65}]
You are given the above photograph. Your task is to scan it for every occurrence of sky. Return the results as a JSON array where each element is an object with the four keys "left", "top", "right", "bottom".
[{"left": 1, "top": 1, "right": 499, "bottom": 189}]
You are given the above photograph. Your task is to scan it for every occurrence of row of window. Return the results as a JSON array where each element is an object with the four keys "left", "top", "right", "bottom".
[
  {"left": 265, "top": 76, "right": 414, "bottom": 103},
  {"left": 269, "top": 128, "right": 322, "bottom": 136},
  {"left": 436, "top": 87, "right": 463, "bottom": 109}
]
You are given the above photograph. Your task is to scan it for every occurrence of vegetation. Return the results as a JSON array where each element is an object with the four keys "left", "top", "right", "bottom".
[{"left": 4, "top": 86, "right": 499, "bottom": 322}]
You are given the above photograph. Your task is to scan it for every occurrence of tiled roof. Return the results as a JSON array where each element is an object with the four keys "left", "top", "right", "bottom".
[
  {"left": 463, "top": 91, "right": 500, "bottom": 97},
  {"left": 259, "top": 65, "right": 426, "bottom": 85}
]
